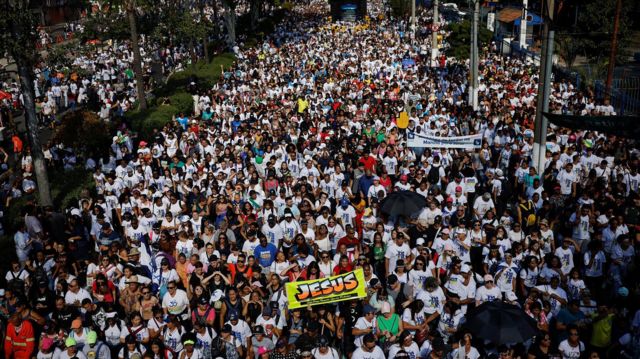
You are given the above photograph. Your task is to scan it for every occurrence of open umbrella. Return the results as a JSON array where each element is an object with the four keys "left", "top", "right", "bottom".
[
  {"left": 379, "top": 190, "right": 427, "bottom": 218},
  {"left": 463, "top": 301, "right": 538, "bottom": 345}
]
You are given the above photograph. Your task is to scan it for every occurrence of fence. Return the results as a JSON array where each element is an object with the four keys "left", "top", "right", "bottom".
[{"left": 593, "top": 78, "right": 640, "bottom": 116}]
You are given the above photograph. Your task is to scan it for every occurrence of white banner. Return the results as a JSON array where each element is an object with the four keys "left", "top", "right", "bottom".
[
  {"left": 487, "top": 13, "right": 495, "bottom": 32},
  {"left": 407, "top": 132, "right": 483, "bottom": 149}
]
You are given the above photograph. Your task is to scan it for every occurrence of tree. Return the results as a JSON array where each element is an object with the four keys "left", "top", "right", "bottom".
[
  {"left": 555, "top": 34, "right": 581, "bottom": 70},
  {"left": 575, "top": 0, "right": 633, "bottom": 64},
  {"left": 0, "top": 0, "right": 53, "bottom": 206},
  {"left": 250, "top": 0, "right": 262, "bottom": 30},
  {"left": 389, "top": 0, "right": 411, "bottom": 17},
  {"left": 221, "top": 0, "right": 237, "bottom": 49},
  {"left": 125, "top": 0, "right": 148, "bottom": 110},
  {"left": 445, "top": 20, "right": 492, "bottom": 60}
]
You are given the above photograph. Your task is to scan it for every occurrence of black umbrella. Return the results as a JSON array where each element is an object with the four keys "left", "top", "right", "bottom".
[
  {"left": 463, "top": 301, "right": 538, "bottom": 345},
  {"left": 379, "top": 190, "right": 427, "bottom": 217}
]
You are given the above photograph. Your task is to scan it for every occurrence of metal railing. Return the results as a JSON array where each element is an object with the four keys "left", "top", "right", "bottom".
[{"left": 594, "top": 77, "right": 640, "bottom": 116}]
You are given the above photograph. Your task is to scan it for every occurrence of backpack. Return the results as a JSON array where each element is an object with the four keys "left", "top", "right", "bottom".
[
  {"left": 33, "top": 263, "right": 48, "bottom": 285},
  {"left": 428, "top": 165, "right": 440, "bottom": 184},
  {"left": 194, "top": 307, "right": 213, "bottom": 327},
  {"left": 210, "top": 336, "right": 227, "bottom": 359},
  {"left": 8, "top": 269, "right": 26, "bottom": 294},
  {"left": 84, "top": 342, "right": 104, "bottom": 359}
]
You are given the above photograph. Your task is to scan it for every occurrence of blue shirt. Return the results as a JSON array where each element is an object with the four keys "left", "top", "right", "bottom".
[{"left": 254, "top": 243, "right": 278, "bottom": 268}]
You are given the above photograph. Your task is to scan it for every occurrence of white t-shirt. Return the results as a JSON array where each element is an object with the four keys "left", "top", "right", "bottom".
[
  {"left": 385, "top": 242, "right": 411, "bottom": 273},
  {"left": 162, "top": 289, "right": 190, "bottom": 318},
  {"left": 388, "top": 342, "right": 419, "bottom": 359},
  {"left": 558, "top": 339, "right": 584, "bottom": 359},
  {"left": 351, "top": 346, "right": 385, "bottom": 359},
  {"left": 475, "top": 285, "right": 502, "bottom": 305},
  {"left": 353, "top": 316, "right": 377, "bottom": 347}
]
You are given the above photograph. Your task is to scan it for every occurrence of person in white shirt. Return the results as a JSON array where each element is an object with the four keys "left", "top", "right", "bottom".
[
  {"left": 162, "top": 281, "right": 190, "bottom": 320},
  {"left": 352, "top": 305, "right": 378, "bottom": 347},
  {"left": 388, "top": 330, "right": 420, "bottom": 359},
  {"left": 556, "top": 163, "right": 577, "bottom": 196},
  {"left": 558, "top": 326, "right": 585, "bottom": 359},
  {"left": 385, "top": 234, "right": 412, "bottom": 275},
  {"left": 533, "top": 276, "right": 568, "bottom": 315},
  {"left": 473, "top": 193, "right": 495, "bottom": 220},
  {"left": 226, "top": 313, "right": 252, "bottom": 349},
  {"left": 475, "top": 274, "right": 502, "bottom": 306},
  {"left": 65, "top": 279, "right": 92, "bottom": 308},
  {"left": 351, "top": 333, "right": 385, "bottom": 359}
]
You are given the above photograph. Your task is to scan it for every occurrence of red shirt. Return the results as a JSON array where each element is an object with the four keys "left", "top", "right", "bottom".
[
  {"left": 337, "top": 235, "right": 360, "bottom": 251},
  {"left": 359, "top": 155, "right": 377, "bottom": 172},
  {"left": 332, "top": 263, "right": 354, "bottom": 276}
]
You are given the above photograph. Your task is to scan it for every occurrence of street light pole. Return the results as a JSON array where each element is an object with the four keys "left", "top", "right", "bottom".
[
  {"left": 411, "top": 0, "right": 416, "bottom": 34},
  {"left": 533, "top": 0, "right": 555, "bottom": 173},
  {"left": 431, "top": 0, "right": 439, "bottom": 66},
  {"left": 519, "top": 0, "right": 528, "bottom": 49},
  {"left": 468, "top": 0, "right": 479, "bottom": 110}
]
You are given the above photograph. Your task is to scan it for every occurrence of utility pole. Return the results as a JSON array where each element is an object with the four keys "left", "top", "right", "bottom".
[
  {"left": 519, "top": 0, "right": 528, "bottom": 49},
  {"left": 431, "top": 0, "right": 439, "bottom": 66},
  {"left": 605, "top": 0, "right": 622, "bottom": 99},
  {"left": 533, "top": 0, "right": 555, "bottom": 173},
  {"left": 411, "top": 0, "right": 416, "bottom": 36},
  {"left": 468, "top": 0, "right": 479, "bottom": 110}
]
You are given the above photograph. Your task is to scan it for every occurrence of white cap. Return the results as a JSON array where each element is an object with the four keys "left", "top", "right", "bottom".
[
  {"left": 596, "top": 215, "right": 609, "bottom": 225},
  {"left": 416, "top": 238, "right": 425, "bottom": 246},
  {"left": 70, "top": 208, "right": 81, "bottom": 217},
  {"left": 211, "top": 289, "right": 224, "bottom": 302}
]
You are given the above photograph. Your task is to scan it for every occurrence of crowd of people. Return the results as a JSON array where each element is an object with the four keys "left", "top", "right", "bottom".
[{"left": 2, "top": 1, "right": 640, "bottom": 359}]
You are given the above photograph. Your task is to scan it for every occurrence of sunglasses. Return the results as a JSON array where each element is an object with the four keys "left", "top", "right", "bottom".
[{"left": 168, "top": 286, "right": 176, "bottom": 290}]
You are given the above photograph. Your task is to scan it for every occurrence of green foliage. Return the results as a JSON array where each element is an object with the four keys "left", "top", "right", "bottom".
[
  {"left": 575, "top": 0, "right": 633, "bottom": 63},
  {"left": 555, "top": 34, "right": 581, "bottom": 70},
  {"left": 5, "top": 168, "right": 95, "bottom": 232},
  {"left": 170, "top": 92, "right": 194, "bottom": 115},
  {"left": 52, "top": 110, "right": 112, "bottom": 155},
  {"left": 128, "top": 52, "right": 236, "bottom": 139},
  {"left": 0, "top": 0, "right": 40, "bottom": 66},
  {"left": 446, "top": 20, "right": 493, "bottom": 60}
]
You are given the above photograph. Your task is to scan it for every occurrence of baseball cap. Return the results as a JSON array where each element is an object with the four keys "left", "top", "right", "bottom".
[
  {"left": 41, "top": 337, "right": 54, "bottom": 350},
  {"left": 381, "top": 302, "right": 391, "bottom": 314},
  {"left": 484, "top": 274, "right": 494, "bottom": 282},
  {"left": 276, "top": 338, "right": 288, "bottom": 348},
  {"left": 253, "top": 325, "right": 265, "bottom": 335},
  {"left": 460, "top": 264, "right": 471, "bottom": 273},
  {"left": 229, "top": 313, "right": 239, "bottom": 321},
  {"left": 65, "top": 337, "right": 77, "bottom": 348},
  {"left": 363, "top": 304, "right": 376, "bottom": 314},
  {"left": 221, "top": 324, "right": 232, "bottom": 333},
  {"left": 87, "top": 331, "right": 98, "bottom": 345}
]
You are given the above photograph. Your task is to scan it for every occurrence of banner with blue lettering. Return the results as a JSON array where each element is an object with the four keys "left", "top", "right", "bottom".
[{"left": 407, "top": 132, "right": 483, "bottom": 149}]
